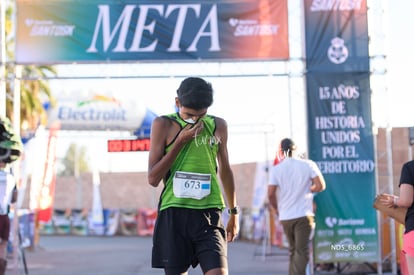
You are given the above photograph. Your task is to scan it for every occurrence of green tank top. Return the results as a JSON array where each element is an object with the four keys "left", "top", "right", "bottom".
[{"left": 159, "top": 113, "right": 225, "bottom": 211}]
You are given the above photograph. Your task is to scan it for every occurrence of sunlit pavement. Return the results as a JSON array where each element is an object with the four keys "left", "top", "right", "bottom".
[
  {"left": 14, "top": 235, "right": 289, "bottom": 275},
  {"left": 9, "top": 235, "right": 393, "bottom": 275}
]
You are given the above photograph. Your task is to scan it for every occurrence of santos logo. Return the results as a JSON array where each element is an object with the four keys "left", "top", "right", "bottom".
[{"left": 327, "top": 37, "right": 348, "bottom": 64}]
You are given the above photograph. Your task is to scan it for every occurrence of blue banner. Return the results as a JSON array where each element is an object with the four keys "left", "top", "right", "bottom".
[
  {"left": 303, "top": 0, "right": 369, "bottom": 73},
  {"left": 307, "top": 72, "right": 378, "bottom": 263},
  {"left": 16, "top": 0, "right": 289, "bottom": 64},
  {"left": 304, "top": 0, "right": 377, "bottom": 263}
]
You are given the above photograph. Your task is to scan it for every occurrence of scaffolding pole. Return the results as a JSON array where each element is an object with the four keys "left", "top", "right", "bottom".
[{"left": 0, "top": 0, "right": 6, "bottom": 117}]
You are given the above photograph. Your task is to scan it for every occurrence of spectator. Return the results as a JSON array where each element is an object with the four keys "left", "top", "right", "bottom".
[{"left": 268, "top": 138, "right": 326, "bottom": 275}]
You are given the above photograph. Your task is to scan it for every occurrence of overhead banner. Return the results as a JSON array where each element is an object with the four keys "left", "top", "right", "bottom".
[
  {"left": 304, "top": 0, "right": 369, "bottom": 73},
  {"left": 16, "top": 0, "right": 289, "bottom": 64},
  {"left": 307, "top": 72, "right": 377, "bottom": 263}
]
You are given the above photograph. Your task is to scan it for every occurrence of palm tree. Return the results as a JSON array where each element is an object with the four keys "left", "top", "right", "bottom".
[{"left": 3, "top": 2, "right": 57, "bottom": 135}]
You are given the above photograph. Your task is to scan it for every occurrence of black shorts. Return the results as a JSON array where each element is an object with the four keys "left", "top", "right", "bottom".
[
  {"left": 0, "top": 215, "right": 10, "bottom": 241},
  {"left": 151, "top": 207, "right": 227, "bottom": 273}
]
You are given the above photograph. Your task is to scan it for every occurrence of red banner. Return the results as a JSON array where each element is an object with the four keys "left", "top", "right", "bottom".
[{"left": 37, "top": 123, "right": 60, "bottom": 222}]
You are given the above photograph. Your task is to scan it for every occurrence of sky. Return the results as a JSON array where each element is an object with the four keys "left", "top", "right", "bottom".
[
  {"left": 40, "top": 0, "right": 414, "bottom": 173},
  {"left": 382, "top": 0, "right": 414, "bottom": 127}
]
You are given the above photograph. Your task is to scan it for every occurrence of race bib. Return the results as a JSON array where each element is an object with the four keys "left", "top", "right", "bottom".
[{"left": 173, "top": 171, "right": 211, "bottom": 200}]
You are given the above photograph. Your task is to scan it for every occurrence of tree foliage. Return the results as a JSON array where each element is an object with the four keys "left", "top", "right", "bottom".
[
  {"left": 3, "top": 3, "right": 57, "bottom": 135},
  {"left": 58, "top": 143, "right": 90, "bottom": 177}
]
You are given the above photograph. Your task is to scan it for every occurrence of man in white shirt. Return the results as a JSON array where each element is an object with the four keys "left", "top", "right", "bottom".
[{"left": 268, "top": 138, "right": 326, "bottom": 275}]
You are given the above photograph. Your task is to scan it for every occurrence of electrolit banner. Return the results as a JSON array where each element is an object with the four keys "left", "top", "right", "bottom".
[
  {"left": 47, "top": 94, "right": 157, "bottom": 135},
  {"left": 303, "top": 0, "right": 369, "bottom": 73},
  {"left": 306, "top": 72, "right": 378, "bottom": 263},
  {"left": 16, "top": 0, "right": 289, "bottom": 64}
]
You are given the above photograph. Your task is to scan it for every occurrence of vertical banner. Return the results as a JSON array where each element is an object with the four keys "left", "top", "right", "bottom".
[
  {"left": 304, "top": 0, "right": 378, "bottom": 264},
  {"left": 304, "top": 0, "right": 369, "bottom": 73},
  {"left": 307, "top": 73, "right": 377, "bottom": 262}
]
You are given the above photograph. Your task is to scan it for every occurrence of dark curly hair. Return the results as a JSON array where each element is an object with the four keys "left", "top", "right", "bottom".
[{"left": 176, "top": 77, "right": 213, "bottom": 110}]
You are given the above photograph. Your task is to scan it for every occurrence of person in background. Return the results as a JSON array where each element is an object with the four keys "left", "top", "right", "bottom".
[
  {"left": 0, "top": 160, "right": 17, "bottom": 275},
  {"left": 267, "top": 138, "right": 326, "bottom": 275},
  {"left": 380, "top": 160, "right": 414, "bottom": 275},
  {"left": 0, "top": 117, "right": 22, "bottom": 275},
  {"left": 148, "top": 77, "right": 239, "bottom": 275}
]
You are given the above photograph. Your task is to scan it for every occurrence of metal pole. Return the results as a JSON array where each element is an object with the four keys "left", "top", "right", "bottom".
[
  {"left": 261, "top": 131, "right": 271, "bottom": 262},
  {"left": 10, "top": 65, "right": 21, "bottom": 275},
  {"left": 75, "top": 145, "right": 82, "bottom": 209},
  {"left": 386, "top": 126, "right": 397, "bottom": 275},
  {"left": 13, "top": 66, "right": 21, "bottom": 136},
  {"left": 373, "top": 126, "right": 383, "bottom": 275},
  {"left": 380, "top": 0, "right": 398, "bottom": 272},
  {"left": 0, "top": 0, "right": 6, "bottom": 117}
]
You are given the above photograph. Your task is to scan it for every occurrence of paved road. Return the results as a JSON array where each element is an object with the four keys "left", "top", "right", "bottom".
[
  {"left": 7, "top": 235, "right": 391, "bottom": 275},
  {"left": 11, "top": 235, "right": 290, "bottom": 275}
]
